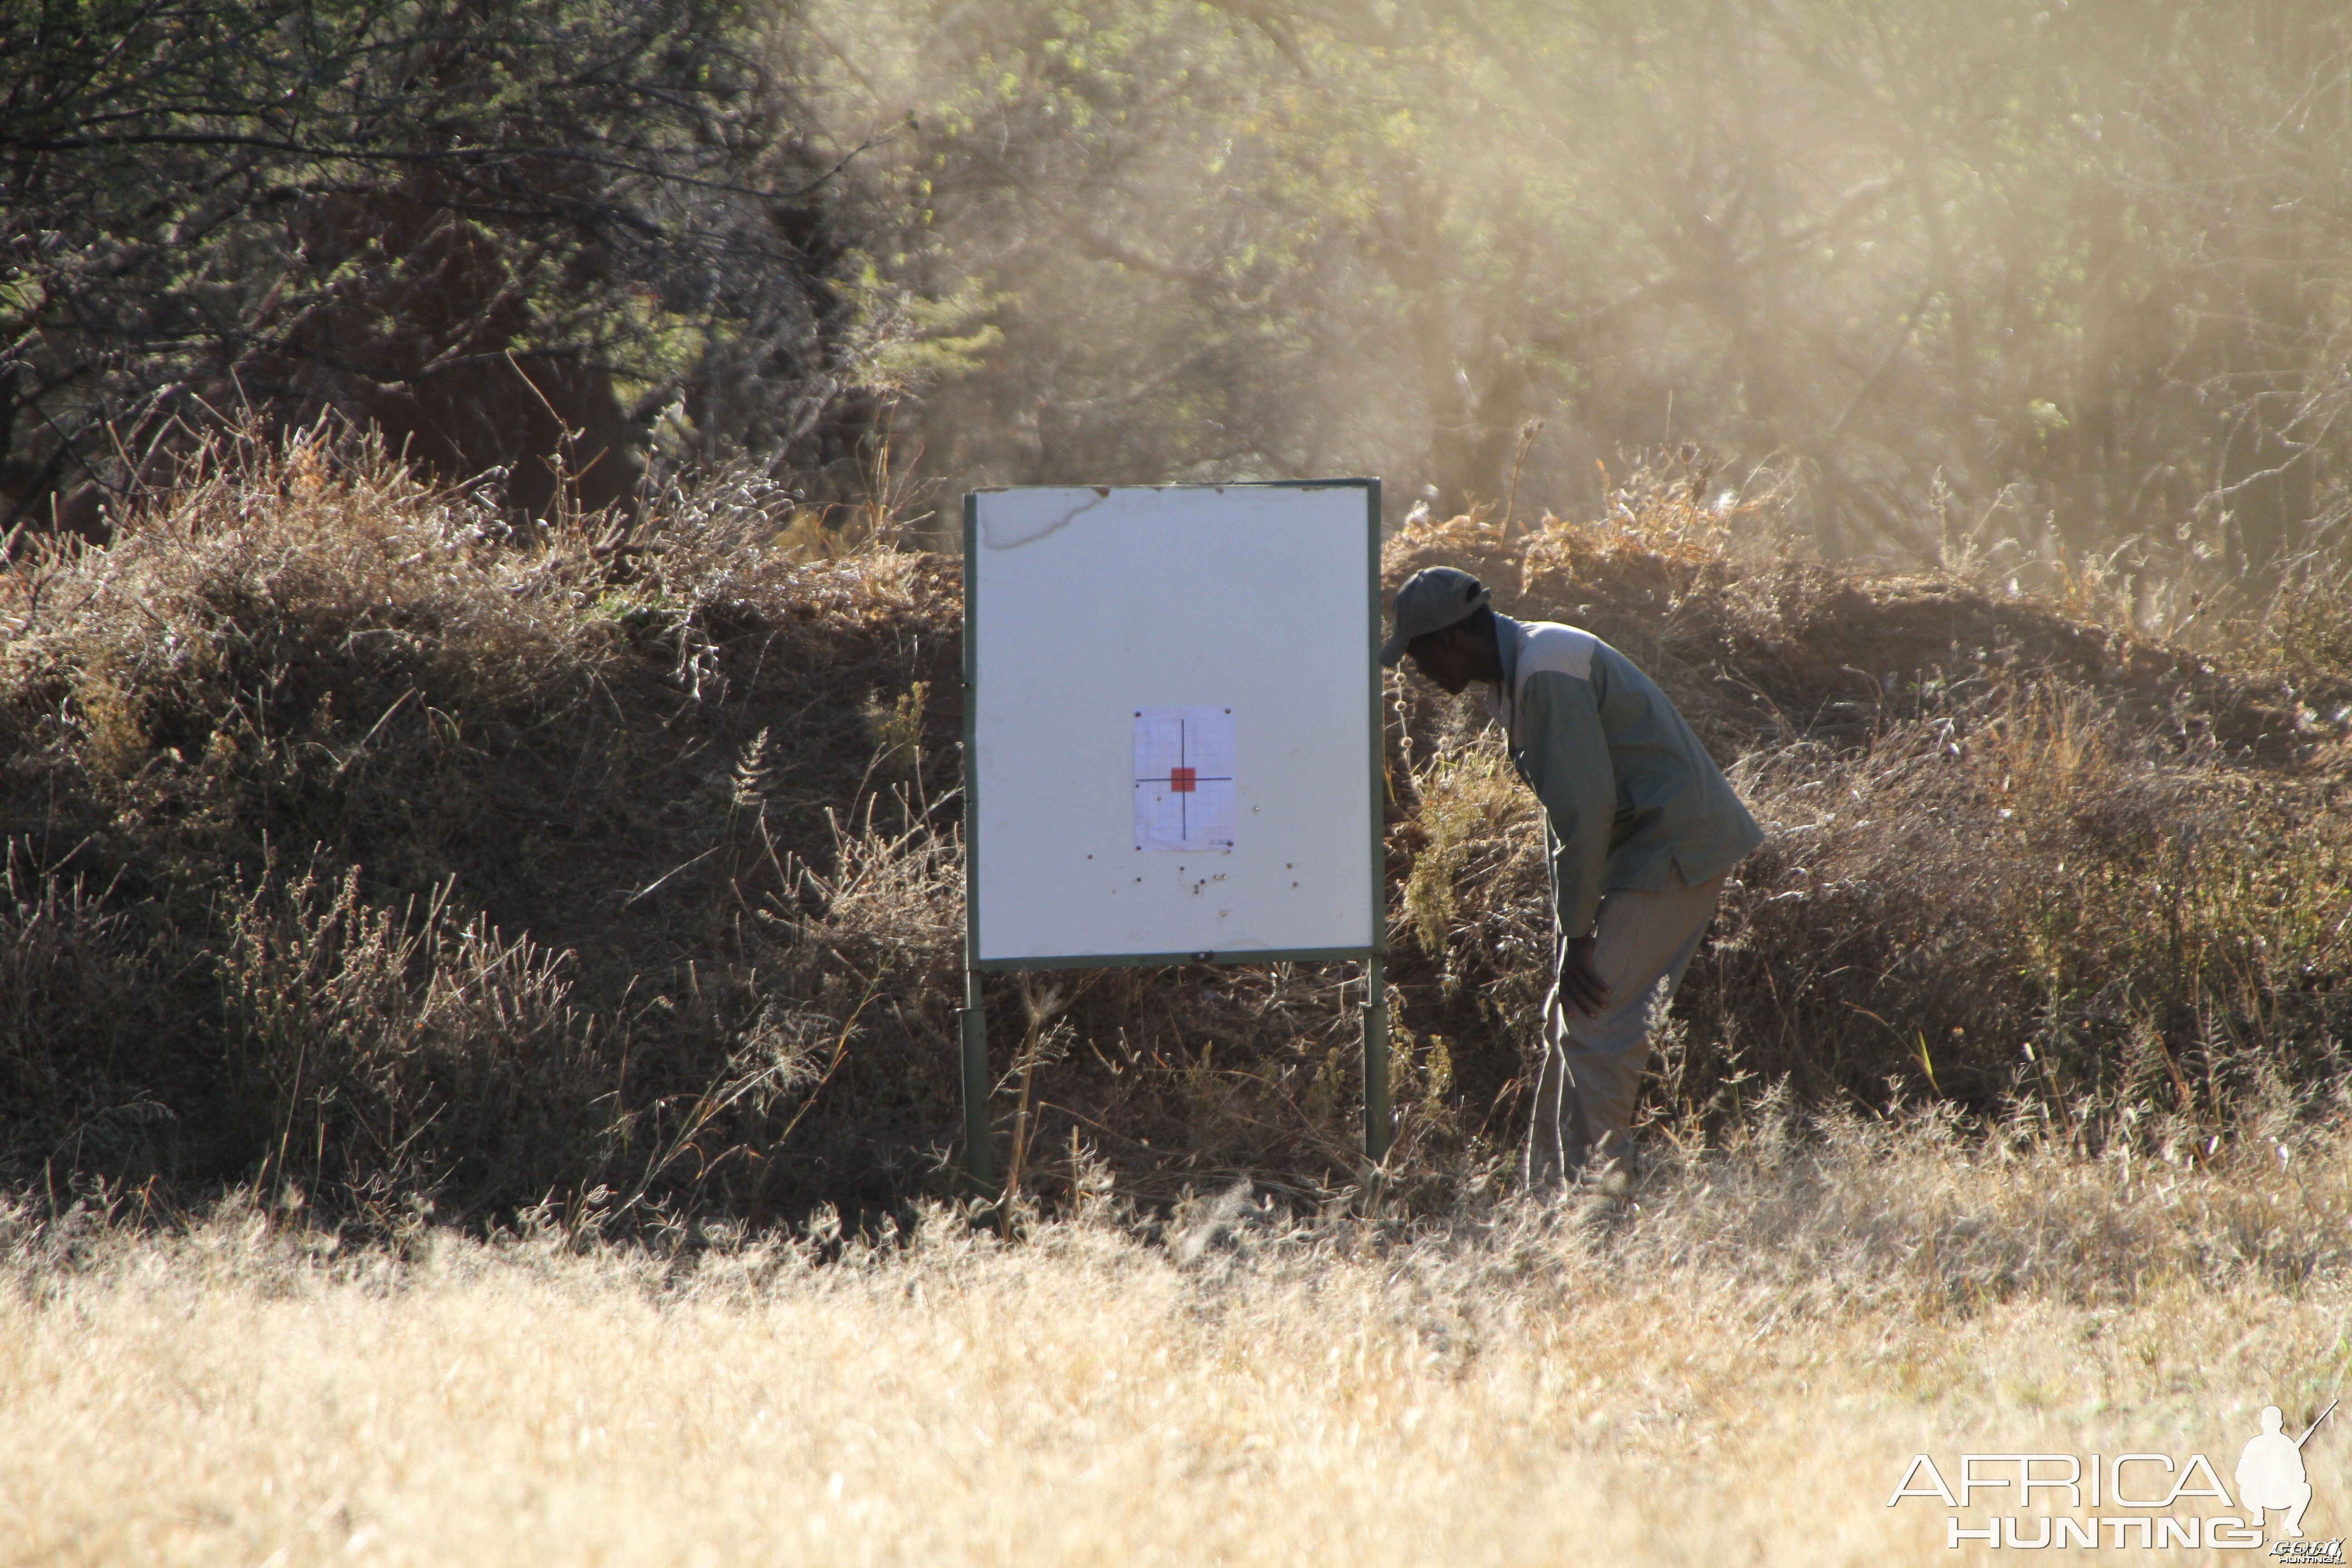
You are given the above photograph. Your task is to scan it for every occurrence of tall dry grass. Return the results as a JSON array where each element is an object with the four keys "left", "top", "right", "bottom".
[
  {"left": 1380, "top": 489, "right": 2352, "bottom": 1172},
  {"left": 2, "top": 431, "right": 2348, "bottom": 1227},
  {"left": 3, "top": 1112, "right": 2346, "bottom": 1565},
  {"left": 0, "top": 427, "right": 972, "bottom": 1224}
]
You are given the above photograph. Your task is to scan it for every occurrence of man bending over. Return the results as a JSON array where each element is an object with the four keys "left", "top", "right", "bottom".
[{"left": 1383, "top": 567, "right": 1763, "bottom": 1195}]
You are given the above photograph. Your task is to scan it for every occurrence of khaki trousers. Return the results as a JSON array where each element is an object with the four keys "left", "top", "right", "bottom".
[{"left": 1523, "top": 870, "right": 1727, "bottom": 1192}]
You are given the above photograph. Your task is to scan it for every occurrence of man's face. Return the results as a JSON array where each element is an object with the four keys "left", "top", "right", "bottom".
[{"left": 1406, "top": 626, "right": 1477, "bottom": 694}]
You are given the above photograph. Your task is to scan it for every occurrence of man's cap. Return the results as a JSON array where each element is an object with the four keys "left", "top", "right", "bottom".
[{"left": 1380, "top": 566, "right": 1492, "bottom": 667}]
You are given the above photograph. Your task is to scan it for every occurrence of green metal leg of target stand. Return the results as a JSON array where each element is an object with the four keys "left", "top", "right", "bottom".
[
  {"left": 959, "top": 966, "right": 994, "bottom": 1192},
  {"left": 1363, "top": 950, "right": 1392, "bottom": 1166}
]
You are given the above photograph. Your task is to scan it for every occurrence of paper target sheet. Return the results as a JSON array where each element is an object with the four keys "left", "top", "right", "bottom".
[{"left": 1133, "top": 706, "right": 1235, "bottom": 851}]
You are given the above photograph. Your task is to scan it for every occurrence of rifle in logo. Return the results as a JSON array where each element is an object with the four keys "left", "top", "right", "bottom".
[{"left": 2302, "top": 1402, "right": 2341, "bottom": 1450}]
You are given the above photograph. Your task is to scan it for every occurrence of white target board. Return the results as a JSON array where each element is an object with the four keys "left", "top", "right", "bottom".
[{"left": 964, "top": 483, "right": 1382, "bottom": 968}]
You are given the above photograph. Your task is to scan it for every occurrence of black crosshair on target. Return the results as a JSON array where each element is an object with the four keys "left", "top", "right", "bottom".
[{"left": 1136, "top": 709, "right": 1233, "bottom": 843}]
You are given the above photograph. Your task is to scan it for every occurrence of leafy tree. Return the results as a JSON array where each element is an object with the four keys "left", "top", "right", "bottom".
[
  {"left": 813, "top": 0, "right": 2352, "bottom": 588},
  {"left": 1, "top": 0, "right": 874, "bottom": 528}
]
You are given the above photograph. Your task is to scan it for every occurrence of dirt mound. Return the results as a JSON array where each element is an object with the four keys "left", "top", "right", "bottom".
[
  {"left": 1375, "top": 501, "right": 2351, "bottom": 1160},
  {"left": 5, "top": 449, "right": 2345, "bottom": 1231},
  {"left": 0, "top": 443, "right": 976, "bottom": 1224}
]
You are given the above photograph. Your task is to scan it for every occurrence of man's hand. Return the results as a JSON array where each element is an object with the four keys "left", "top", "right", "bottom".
[{"left": 1556, "top": 934, "right": 1611, "bottom": 1018}]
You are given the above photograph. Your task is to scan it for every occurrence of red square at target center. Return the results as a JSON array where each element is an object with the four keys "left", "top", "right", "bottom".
[{"left": 1169, "top": 766, "right": 1197, "bottom": 793}]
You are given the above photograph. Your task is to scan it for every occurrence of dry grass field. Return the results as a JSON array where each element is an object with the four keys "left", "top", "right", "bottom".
[{"left": 5, "top": 1109, "right": 2347, "bottom": 1567}]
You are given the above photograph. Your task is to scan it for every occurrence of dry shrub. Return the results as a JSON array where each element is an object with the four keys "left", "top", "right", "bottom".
[
  {"left": 2262, "top": 550, "right": 2352, "bottom": 686},
  {"left": 1384, "top": 484, "right": 2345, "bottom": 763},
  {"left": 1381, "top": 481, "right": 2352, "bottom": 1164},
  {"left": 0, "top": 849, "right": 178, "bottom": 1175},
  {"left": 3, "top": 434, "right": 2347, "bottom": 1228},
  {"left": 215, "top": 857, "right": 607, "bottom": 1215},
  {"left": 1683, "top": 683, "right": 2352, "bottom": 1136},
  {"left": 0, "top": 427, "right": 968, "bottom": 1224}
]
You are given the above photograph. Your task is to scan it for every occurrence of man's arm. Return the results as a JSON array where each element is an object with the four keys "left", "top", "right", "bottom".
[{"left": 1515, "top": 671, "right": 1617, "bottom": 1012}]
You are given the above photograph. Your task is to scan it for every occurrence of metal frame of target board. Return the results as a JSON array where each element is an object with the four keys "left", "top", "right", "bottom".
[{"left": 959, "top": 480, "right": 1390, "bottom": 1185}]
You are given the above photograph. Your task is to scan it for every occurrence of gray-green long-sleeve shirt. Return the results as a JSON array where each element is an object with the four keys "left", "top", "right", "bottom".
[{"left": 1483, "top": 614, "right": 1763, "bottom": 937}]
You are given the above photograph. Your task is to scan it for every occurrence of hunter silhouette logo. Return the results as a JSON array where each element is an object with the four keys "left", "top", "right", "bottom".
[
  {"left": 2239, "top": 1402, "right": 2331, "bottom": 1540},
  {"left": 1887, "top": 1397, "right": 2340, "bottom": 1552},
  {"left": 2247, "top": 1401, "right": 2343, "bottom": 1563}
]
